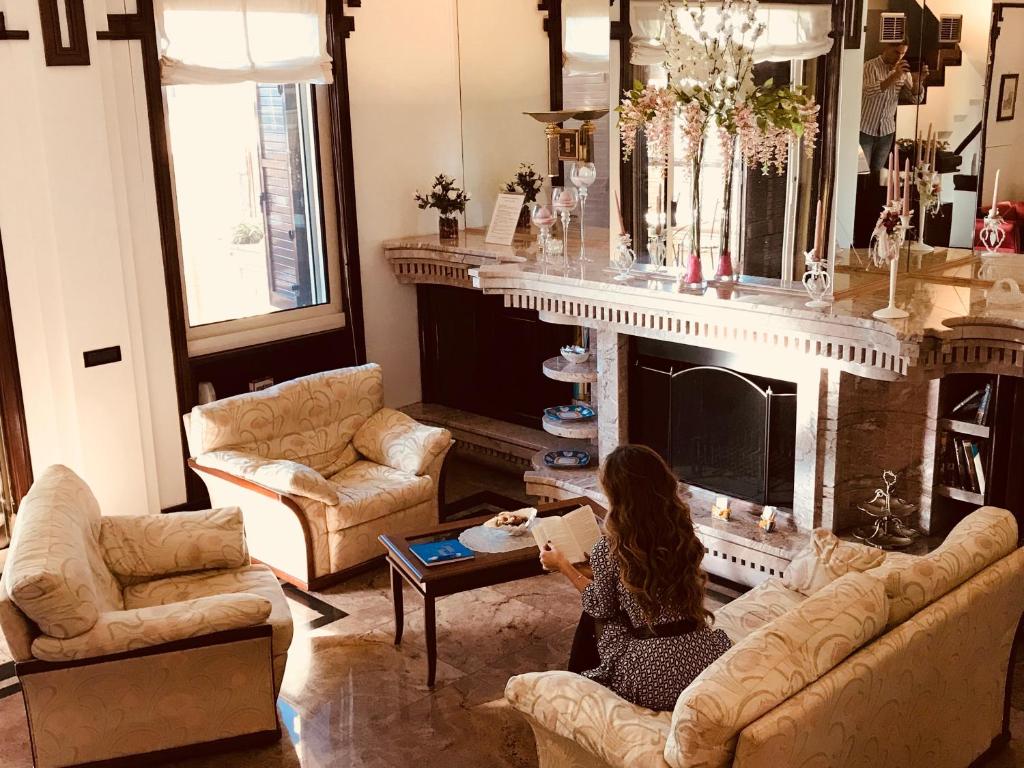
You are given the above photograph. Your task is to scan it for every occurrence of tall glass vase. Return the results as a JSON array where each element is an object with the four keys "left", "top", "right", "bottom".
[
  {"left": 682, "top": 138, "right": 705, "bottom": 289},
  {"left": 715, "top": 135, "right": 738, "bottom": 282}
]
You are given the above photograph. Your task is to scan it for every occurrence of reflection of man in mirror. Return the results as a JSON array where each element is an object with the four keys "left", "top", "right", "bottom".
[{"left": 860, "top": 43, "right": 929, "bottom": 172}]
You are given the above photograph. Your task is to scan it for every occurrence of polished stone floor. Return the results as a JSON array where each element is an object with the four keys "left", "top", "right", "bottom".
[{"left": 0, "top": 459, "right": 1023, "bottom": 766}]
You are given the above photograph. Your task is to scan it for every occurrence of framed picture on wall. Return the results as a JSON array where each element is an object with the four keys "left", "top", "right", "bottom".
[{"left": 998, "top": 74, "right": 1019, "bottom": 122}]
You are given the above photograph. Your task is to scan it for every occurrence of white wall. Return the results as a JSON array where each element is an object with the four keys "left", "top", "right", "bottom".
[
  {"left": 834, "top": 2, "right": 870, "bottom": 250},
  {"left": 984, "top": 6, "right": 1024, "bottom": 204},
  {"left": 346, "top": 2, "right": 465, "bottom": 408},
  {"left": 0, "top": 0, "right": 185, "bottom": 514},
  {"left": 457, "top": 0, "right": 549, "bottom": 228}
]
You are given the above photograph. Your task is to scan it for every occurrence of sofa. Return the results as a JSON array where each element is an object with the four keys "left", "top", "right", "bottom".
[
  {"left": 0, "top": 464, "right": 292, "bottom": 767},
  {"left": 506, "top": 506, "right": 1024, "bottom": 768},
  {"left": 185, "top": 364, "right": 454, "bottom": 591}
]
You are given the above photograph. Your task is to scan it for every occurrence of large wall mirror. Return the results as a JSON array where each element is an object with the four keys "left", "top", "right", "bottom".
[
  {"left": 839, "top": 0, "right": 994, "bottom": 260},
  {"left": 456, "top": 0, "right": 611, "bottom": 231}
]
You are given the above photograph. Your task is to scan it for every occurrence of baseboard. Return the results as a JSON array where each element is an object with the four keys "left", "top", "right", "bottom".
[{"left": 67, "top": 726, "right": 281, "bottom": 767}]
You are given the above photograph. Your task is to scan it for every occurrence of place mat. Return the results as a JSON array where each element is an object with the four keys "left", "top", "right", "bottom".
[{"left": 458, "top": 524, "right": 539, "bottom": 554}]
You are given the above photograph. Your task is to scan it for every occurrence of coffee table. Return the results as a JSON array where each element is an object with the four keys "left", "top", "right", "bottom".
[{"left": 378, "top": 496, "right": 604, "bottom": 686}]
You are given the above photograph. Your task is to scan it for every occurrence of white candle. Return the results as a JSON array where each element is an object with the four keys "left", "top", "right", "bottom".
[
  {"left": 992, "top": 169, "right": 1001, "bottom": 214},
  {"left": 813, "top": 199, "right": 824, "bottom": 261},
  {"left": 716, "top": 496, "right": 729, "bottom": 510},
  {"left": 902, "top": 158, "right": 911, "bottom": 217}
]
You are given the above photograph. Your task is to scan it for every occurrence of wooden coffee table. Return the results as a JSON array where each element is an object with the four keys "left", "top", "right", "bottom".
[{"left": 378, "top": 496, "right": 604, "bottom": 686}]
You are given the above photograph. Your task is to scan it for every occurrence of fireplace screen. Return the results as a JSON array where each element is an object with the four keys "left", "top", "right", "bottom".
[{"left": 630, "top": 356, "right": 797, "bottom": 507}]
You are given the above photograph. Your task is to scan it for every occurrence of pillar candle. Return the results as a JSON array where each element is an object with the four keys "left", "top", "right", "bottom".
[
  {"left": 902, "top": 158, "right": 911, "bottom": 216},
  {"left": 812, "top": 199, "right": 823, "bottom": 261}
]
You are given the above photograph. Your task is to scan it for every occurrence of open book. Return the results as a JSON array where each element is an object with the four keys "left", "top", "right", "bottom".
[{"left": 531, "top": 505, "right": 602, "bottom": 565}]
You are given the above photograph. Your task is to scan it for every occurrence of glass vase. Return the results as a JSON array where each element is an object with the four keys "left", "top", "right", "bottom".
[
  {"left": 715, "top": 136, "right": 737, "bottom": 282},
  {"left": 683, "top": 142, "right": 705, "bottom": 289},
  {"left": 438, "top": 215, "right": 459, "bottom": 241}
]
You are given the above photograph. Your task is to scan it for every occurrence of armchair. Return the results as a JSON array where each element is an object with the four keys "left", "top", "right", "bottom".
[
  {"left": 0, "top": 464, "right": 291, "bottom": 768},
  {"left": 185, "top": 364, "right": 454, "bottom": 590}
]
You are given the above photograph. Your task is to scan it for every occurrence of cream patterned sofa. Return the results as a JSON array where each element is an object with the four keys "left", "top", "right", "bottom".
[
  {"left": 185, "top": 364, "right": 453, "bottom": 590},
  {"left": 506, "top": 506, "right": 1024, "bottom": 768},
  {"left": 0, "top": 465, "right": 292, "bottom": 768}
]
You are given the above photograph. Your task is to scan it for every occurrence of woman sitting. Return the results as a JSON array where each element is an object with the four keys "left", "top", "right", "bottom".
[{"left": 539, "top": 444, "right": 731, "bottom": 711}]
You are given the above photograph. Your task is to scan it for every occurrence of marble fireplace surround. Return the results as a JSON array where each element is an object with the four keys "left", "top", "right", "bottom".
[{"left": 386, "top": 231, "right": 1024, "bottom": 577}]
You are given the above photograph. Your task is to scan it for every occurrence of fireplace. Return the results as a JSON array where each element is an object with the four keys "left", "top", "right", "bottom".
[{"left": 629, "top": 339, "right": 797, "bottom": 508}]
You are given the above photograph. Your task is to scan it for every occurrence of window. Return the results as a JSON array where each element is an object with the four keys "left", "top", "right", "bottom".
[{"left": 164, "top": 81, "right": 343, "bottom": 355}]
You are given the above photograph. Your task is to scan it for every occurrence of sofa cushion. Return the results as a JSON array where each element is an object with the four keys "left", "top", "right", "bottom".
[
  {"left": 100, "top": 506, "right": 250, "bottom": 584},
  {"left": 665, "top": 572, "right": 888, "bottom": 768},
  {"left": 4, "top": 466, "right": 123, "bottom": 639},
  {"left": 194, "top": 450, "right": 341, "bottom": 506},
  {"left": 352, "top": 407, "right": 451, "bottom": 476},
  {"left": 782, "top": 529, "right": 886, "bottom": 596},
  {"left": 873, "top": 506, "right": 1017, "bottom": 628},
  {"left": 123, "top": 564, "right": 292, "bottom": 658},
  {"left": 187, "top": 364, "right": 383, "bottom": 476},
  {"left": 325, "top": 461, "right": 433, "bottom": 532},
  {"left": 713, "top": 577, "right": 806, "bottom": 645}
]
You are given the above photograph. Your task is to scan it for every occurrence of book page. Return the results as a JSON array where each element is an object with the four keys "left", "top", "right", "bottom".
[
  {"left": 531, "top": 517, "right": 585, "bottom": 565},
  {"left": 563, "top": 505, "right": 602, "bottom": 559}
]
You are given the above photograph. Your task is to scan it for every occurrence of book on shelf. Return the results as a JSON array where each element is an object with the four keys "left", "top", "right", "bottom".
[
  {"left": 960, "top": 438, "right": 979, "bottom": 494},
  {"left": 967, "top": 440, "right": 986, "bottom": 496},
  {"left": 531, "top": 505, "right": 602, "bottom": 565},
  {"left": 975, "top": 382, "right": 994, "bottom": 426},
  {"left": 949, "top": 387, "right": 985, "bottom": 418},
  {"left": 950, "top": 433, "right": 967, "bottom": 489}
]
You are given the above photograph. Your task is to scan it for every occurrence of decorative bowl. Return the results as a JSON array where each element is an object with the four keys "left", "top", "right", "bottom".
[
  {"left": 544, "top": 404, "right": 596, "bottom": 421},
  {"left": 560, "top": 345, "right": 590, "bottom": 365},
  {"left": 543, "top": 450, "right": 591, "bottom": 469},
  {"left": 484, "top": 507, "right": 538, "bottom": 536}
]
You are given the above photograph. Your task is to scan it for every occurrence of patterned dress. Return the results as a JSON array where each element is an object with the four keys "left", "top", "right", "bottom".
[{"left": 580, "top": 537, "right": 732, "bottom": 711}]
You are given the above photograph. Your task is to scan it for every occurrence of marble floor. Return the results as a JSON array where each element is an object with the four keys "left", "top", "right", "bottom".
[{"left": 0, "top": 459, "right": 1023, "bottom": 766}]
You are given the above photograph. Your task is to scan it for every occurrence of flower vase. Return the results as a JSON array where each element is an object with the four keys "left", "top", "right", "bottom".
[
  {"left": 438, "top": 216, "right": 459, "bottom": 241},
  {"left": 715, "top": 136, "right": 737, "bottom": 282},
  {"left": 679, "top": 142, "right": 705, "bottom": 291},
  {"left": 683, "top": 251, "right": 704, "bottom": 288},
  {"left": 516, "top": 206, "right": 531, "bottom": 232}
]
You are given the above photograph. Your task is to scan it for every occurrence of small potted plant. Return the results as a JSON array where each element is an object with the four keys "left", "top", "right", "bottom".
[
  {"left": 503, "top": 163, "right": 544, "bottom": 230},
  {"left": 415, "top": 174, "right": 470, "bottom": 241}
]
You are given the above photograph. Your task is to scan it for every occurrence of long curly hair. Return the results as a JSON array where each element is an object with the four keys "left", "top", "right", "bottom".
[{"left": 600, "top": 445, "right": 712, "bottom": 628}]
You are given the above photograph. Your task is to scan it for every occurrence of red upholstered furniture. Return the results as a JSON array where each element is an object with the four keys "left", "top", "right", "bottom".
[{"left": 975, "top": 201, "right": 1024, "bottom": 253}]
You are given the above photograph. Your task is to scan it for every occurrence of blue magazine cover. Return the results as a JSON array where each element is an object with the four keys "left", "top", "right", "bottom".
[{"left": 409, "top": 538, "right": 475, "bottom": 567}]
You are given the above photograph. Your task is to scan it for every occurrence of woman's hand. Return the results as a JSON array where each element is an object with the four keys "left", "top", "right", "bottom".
[{"left": 539, "top": 541, "right": 568, "bottom": 572}]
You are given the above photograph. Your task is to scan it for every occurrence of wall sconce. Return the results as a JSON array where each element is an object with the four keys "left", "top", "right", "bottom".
[{"left": 524, "top": 108, "right": 609, "bottom": 177}]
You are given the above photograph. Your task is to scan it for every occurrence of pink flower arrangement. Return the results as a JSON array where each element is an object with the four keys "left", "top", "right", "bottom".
[{"left": 618, "top": 83, "right": 678, "bottom": 167}]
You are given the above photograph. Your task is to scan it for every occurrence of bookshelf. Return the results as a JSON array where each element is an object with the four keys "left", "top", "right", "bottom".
[{"left": 931, "top": 373, "right": 1024, "bottom": 536}]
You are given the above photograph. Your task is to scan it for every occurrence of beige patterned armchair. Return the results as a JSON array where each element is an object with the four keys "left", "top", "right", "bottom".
[
  {"left": 184, "top": 364, "right": 454, "bottom": 590},
  {"left": 0, "top": 465, "right": 292, "bottom": 768},
  {"left": 507, "top": 506, "right": 1024, "bottom": 768}
]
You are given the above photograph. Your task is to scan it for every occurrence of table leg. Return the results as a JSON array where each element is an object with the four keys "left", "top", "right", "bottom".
[
  {"left": 390, "top": 562, "right": 404, "bottom": 645},
  {"left": 425, "top": 593, "right": 437, "bottom": 688}
]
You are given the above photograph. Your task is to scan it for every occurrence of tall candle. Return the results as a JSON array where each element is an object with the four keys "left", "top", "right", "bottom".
[
  {"left": 915, "top": 132, "right": 922, "bottom": 166},
  {"left": 902, "top": 158, "right": 911, "bottom": 216},
  {"left": 992, "top": 169, "right": 1001, "bottom": 213},
  {"left": 812, "top": 199, "right": 822, "bottom": 260},
  {"left": 614, "top": 191, "right": 626, "bottom": 235},
  {"left": 888, "top": 152, "right": 896, "bottom": 204},
  {"left": 893, "top": 140, "right": 899, "bottom": 183}
]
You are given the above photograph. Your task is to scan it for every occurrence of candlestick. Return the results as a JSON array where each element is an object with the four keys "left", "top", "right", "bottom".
[{"left": 902, "top": 158, "right": 910, "bottom": 216}]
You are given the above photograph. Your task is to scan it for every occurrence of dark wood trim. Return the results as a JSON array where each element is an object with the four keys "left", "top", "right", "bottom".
[
  {"left": 613, "top": 0, "right": 635, "bottom": 246},
  {"left": 0, "top": 12, "right": 29, "bottom": 39},
  {"left": 0, "top": 228, "right": 33, "bottom": 508},
  {"left": 37, "top": 0, "right": 89, "bottom": 65},
  {"left": 844, "top": 0, "right": 864, "bottom": 50},
  {"left": 65, "top": 729, "right": 281, "bottom": 768},
  {"left": 818, "top": 1, "right": 845, "bottom": 269},
  {"left": 16, "top": 624, "right": 272, "bottom": 675},
  {"left": 188, "top": 458, "right": 318, "bottom": 588},
  {"left": 326, "top": 0, "right": 366, "bottom": 363},
  {"left": 978, "top": 3, "right": 1008, "bottom": 222},
  {"left": 540, "top": 0, "right": 565, "bottom": 185}
]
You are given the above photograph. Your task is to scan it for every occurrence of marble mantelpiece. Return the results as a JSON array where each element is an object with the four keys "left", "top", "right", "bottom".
[{"left": 387, "top": 232, "right": 1024, "bottom": 569}]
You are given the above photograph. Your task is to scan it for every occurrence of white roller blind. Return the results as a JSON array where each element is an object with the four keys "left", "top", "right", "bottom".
[
  {"left": 630, "top": 1, "right": 834, "bottom": 66},
  {"left": 156, "top": 0, "right": 333, "bottom": 86}
]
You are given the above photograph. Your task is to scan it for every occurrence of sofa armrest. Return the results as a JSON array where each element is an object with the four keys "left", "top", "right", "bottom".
[
  {"left": 353, "top": 408, "right": 452, "bottom": 476},
  {"left": 100, "top": 507, "right": 250, "bottom": 583},
  {"left": 30, "top": 593, "right": 272, "bottom": 662},
  {"left": 505, "top": 671, "right": 673, "bottom": 768},
  {"left": 194, "top": 450, "right": 340, "bottom": 506}
]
